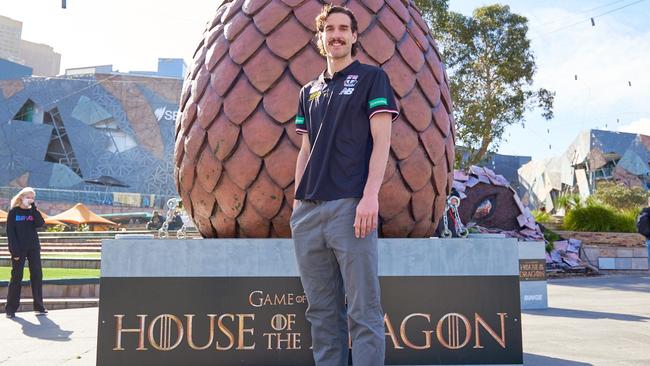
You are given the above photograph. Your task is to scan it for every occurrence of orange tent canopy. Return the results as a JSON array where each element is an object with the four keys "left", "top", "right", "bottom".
[
  {"left": 0, "top": 209, "right": 6, "bottom": 223},
  {"left": 39, "top": 210, "right": 66, "bottom": 226},
  {"left": 48, "top": 203, "right": 117, "bottom": 226}
]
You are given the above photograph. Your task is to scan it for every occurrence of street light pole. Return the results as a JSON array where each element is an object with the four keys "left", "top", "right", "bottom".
[{"left": 62, "top": 0, "right": 66, "bottom": 9}]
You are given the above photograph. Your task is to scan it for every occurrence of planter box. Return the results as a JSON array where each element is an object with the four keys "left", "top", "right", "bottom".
[
  {"left": 554, "top": 230, "right": 646, "bottom": 248},
  {"left": 555, "top": 231, "right": 648, "bottom": 270}
]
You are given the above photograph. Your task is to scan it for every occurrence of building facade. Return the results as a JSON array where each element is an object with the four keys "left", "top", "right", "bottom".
[
  {"left": 0, "top": 15, "right": 61, "bottom": 76},
  {"left": 0, "top": 58, "right": 32, "bottom": 80},
  {"left": 0, "top": 15, "right": 22, "bottom": 63},
  {"left": 0, "top": 73, "right": 182, "bottom": 197},
  {"left": 19, "top": 40, "right": 61, "bottom": 77},
  {"left": 518, "top": 129, "right": 650, "bottom": 210}
]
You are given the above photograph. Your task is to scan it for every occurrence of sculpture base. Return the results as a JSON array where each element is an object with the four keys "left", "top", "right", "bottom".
[
  {"left": 518, "top": 242, "right": 548, "bottom": 310},
  {"left": 97, "top": 238, "right": 523, "bottom": 366}
]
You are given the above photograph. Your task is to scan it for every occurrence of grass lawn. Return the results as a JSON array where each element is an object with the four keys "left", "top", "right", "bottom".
[{"left": 0, "top": 267, "right": 100, "bottom": 281}]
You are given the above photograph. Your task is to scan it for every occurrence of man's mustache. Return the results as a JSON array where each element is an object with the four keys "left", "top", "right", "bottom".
[{"left": 328, "top": 38, "right": 347, "bottom": 45}]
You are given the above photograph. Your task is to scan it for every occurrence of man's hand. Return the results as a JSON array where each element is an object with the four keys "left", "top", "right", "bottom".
[
  {"left": 13, "top": 257, "right": 20, "bottom": 261},
  {"left": 354, "top": 195, "right": 379, "bottom": 238},
  {"left": 355, "top": 111, "right": 391, "bottom": 239}
]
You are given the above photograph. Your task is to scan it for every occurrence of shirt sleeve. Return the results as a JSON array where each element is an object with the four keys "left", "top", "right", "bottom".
[
  {"left": 366, "top": 69, "right": 400, "bottom": 122},
  {"left": 6, "top": 210, "right": 19, "bottom": 257},
  {"left": 32, "top": 205, "right": 45, "bottom": 228},
  {"left": 295, "top": 87, "right": 308, "bottom": 135}
]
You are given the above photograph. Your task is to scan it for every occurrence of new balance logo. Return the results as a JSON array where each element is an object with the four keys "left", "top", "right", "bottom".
[{"left": 339, "top": 87, "right": 355, "bottom": 95}]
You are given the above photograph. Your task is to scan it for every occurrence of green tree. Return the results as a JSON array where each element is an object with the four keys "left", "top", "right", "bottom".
[
  {"left": 414, "top": 0, "right": 449, "bottom": 33},
  {"left": 593, "top": 181, "right": 648, "bottom": 211},
  {"left": 416, "top": 1, "right": 554, "bottom": 167}
]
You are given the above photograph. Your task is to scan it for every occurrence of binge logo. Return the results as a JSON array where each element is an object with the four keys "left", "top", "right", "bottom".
[
  {"left": 16, "top": 215, "right": 34, "bottom": 222},
  {"left": 154, "top": 106, "right": 179, "bottom": 122}
]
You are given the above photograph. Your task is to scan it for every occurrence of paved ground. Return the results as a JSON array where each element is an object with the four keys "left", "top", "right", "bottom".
[
  {"left": 522, "top": 273, "right": 650, "bottom": 366},
  {"left": 0, "top": 273, "right": 648, "bottom": 365}
]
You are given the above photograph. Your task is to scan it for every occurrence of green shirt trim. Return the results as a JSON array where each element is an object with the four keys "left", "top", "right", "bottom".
[{"left": 368, "top": 97, "right": 388, "bottom": 109}]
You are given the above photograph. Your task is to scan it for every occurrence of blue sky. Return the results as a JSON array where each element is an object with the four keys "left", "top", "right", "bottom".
[
  {"left": 3, "top": 0, "right": 649, "bottom": 161},
  {"left": 449, "top": 0, "right": 650, "bottom": 160}
]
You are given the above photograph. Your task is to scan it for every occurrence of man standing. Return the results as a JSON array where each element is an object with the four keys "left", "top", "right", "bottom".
[{"left": 290, "top": 5, "right": 399, "bottom": 366}]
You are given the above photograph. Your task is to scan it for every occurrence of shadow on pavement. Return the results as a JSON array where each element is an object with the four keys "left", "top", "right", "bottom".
[
  {"left": 524, "top": 307, "right": 650, "bottom": 322},
  {"left": 9, "top": 315, "right": 74, "bottom": 341},
  {"left": 524, "top": 353, "right": 593, "bottom": 366},
  {"left": 549, "top": 274, "right": 650, "bottom": 294}
]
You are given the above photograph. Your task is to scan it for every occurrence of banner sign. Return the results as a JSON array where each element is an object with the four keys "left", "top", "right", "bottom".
[
  {"left": 519, "top": 259, "right": 547, "bottom": 282},
  {"left": 97, "top": 276, "right": 522, "bottom": 365}
]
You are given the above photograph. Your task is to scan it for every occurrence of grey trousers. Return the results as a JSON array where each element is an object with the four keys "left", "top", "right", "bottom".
[{"left": 290, "top": 198, "right": 385, "bottom": 366}]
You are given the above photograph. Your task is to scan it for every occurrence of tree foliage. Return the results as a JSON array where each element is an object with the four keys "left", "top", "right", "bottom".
[
  {"left": 593, "top": 181, "right": 649, "bottom": 211},
  {"left": 415, "top": 1, "right": 554, "bottom": 167}
]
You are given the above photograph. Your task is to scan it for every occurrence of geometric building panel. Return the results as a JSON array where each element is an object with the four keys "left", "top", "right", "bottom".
[
  {"left": 8, "top": 172, "right": 30, "bottom": 188},
  {"left": 43, "top": 107, "right": 82, "bottom": 177},
  {"left": 49, "top": 163, "right": 84, "bottom": 188},
  {"left": 1, "top": 120, "right": 53, "bottom": 161},
  {"left": 72, "top": 95, "right": 113, "bottom": 126},
  {"left": 0, "top": 79, "right": 25, "bottom": 99}
]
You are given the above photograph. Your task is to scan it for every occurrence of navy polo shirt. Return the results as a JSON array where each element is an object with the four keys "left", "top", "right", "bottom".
[{"left": 294, "top": 60, "right": 399, "bottom": 201}]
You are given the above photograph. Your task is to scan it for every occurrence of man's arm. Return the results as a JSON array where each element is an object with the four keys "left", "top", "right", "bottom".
[
  {"left": 354, "top": 112, "right": 392, "bottom": 238},
  {"left": 293, "top": 134, "right": 311, "bottom": 208}
]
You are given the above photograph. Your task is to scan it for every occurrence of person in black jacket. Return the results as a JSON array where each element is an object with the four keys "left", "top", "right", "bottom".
[
  {"left": 637, "top": 201, "right": 650, "bottom": 269},
  {"left": 146, "top": 210, "right": 164, "bottom": 230},
  {"left": 5, "top": 187, "right": 47, "bottom": 318}
]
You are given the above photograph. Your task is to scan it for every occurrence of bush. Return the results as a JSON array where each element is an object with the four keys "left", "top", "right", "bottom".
[
  {"left": 593, "top": 181, "right": 648, "bottom": 211},
  {"left": 542, "top": 227, "right": 562, "bottom": 252},
  {"left": 554, "top": 193, "right": 583, "bottom": 212},
  {"left": 564, "top": 205, "right": 639, "bottom": 233},
  {"left": 46, "top": 224, "right": 66, "bottom": 232},
  {"left": 532, "top": 209, "right": 551, "bottom": 223},
  {"left": 613, "top": 209, "right": 641, "bottom": 233}
]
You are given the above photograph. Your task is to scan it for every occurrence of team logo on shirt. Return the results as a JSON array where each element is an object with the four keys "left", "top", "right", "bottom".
[
  {"left": 309, "top": 83, "right": 326, "bottom": 101},
  {"left": 344, "top": 75, "right": 358, "bottom": 87},
  {"left": 340, "top": 75, "right": 359, "bottom": 95}
]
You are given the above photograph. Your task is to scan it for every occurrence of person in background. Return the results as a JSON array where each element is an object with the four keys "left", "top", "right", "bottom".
[
  {"left": 636, "top": 198, "right": 650, "bottom": 268},
  {"left": 167, "top": 210, "right": 184, "bottom": 231},
  {"left": 5, "top": 187, "right": 47, "bottom": 318},
  {"left": 146, "top": 210, "right": 163, "bottom": 230}
]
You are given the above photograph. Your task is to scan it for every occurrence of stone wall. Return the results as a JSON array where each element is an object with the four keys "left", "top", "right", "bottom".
[
  {"left": 554, "top": 230, "right": 648, "bottom": 270},
  {"left": 582, "top": 245, "right": 648, "bottom": 270},
  {"left": 555, "top": 230, "right": 646, "bottom": 248}
]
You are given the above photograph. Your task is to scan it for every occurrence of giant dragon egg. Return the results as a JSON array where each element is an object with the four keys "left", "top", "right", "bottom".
[{"left": 174, "top": 0, "right": 455, "bottom": 238}]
